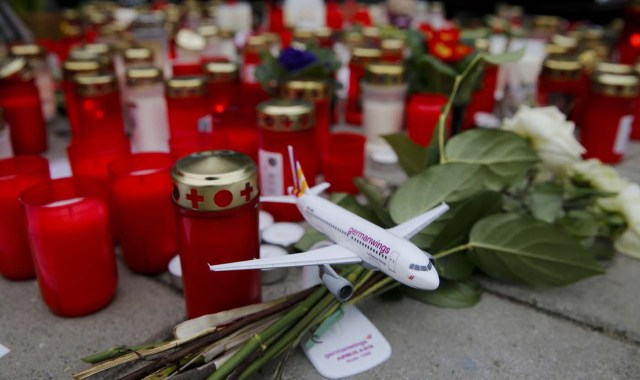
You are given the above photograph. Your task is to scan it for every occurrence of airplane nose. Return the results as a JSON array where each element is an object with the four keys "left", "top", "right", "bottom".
[{"left": 418, "top": 270, "right": 439, "bottom": 290}]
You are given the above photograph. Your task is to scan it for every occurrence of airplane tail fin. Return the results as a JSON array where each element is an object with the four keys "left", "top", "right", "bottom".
[{"left": 288, "top": 145, "right": 310, "bottom": 197}]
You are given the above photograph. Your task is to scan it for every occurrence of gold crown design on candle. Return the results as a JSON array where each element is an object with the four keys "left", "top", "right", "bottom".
[
  {"left": 126, "top": 66, "right": 162, "bottom": 87},
  {"left": 592, "top": 74, "right": 639, "bottom": 98},
  {"left": 165, "top": 76, "right": 208, "bottom": 98},
  {"left": 351, "top": 47, "right": 382, "bottom": 66},
  {"left": 123, "top": 47, "right": 154, "bottom": 66},
  {"left": 280, "top": 80, "right": 329, "bottom": 101},
  {"left": 364, "top": 63, "right": 405, "bottom": 86},
  {"left": 257, "top": 99, "right": 315, "bottom": 132},
  {"left": 62, "top": 59, "right": 102, "bottom": 81},
  {"left": 541, "top": 57, "right": 583, "bottom": 80},
  {"left": 0, "top": 57, "right": 34, "bottom": 81},
  {"left": 75, "top": 73, "right": 117, "bottom": 97},
  {"left": 595, "top": 62, "right": 634, "bottom": 76},
  {"left": 171, "top": 150, "right": 259, "bottom": 212},
  {"left": 204, "top": 62, "right": 239, "bottom": 82}
]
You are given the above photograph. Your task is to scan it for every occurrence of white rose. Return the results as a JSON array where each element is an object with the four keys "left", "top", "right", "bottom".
[
  {"left": 615, "top": 229, "right": 640, "bottom": 259},
  {"left": 502, "top": 106, "right": 586, "bottom": 171},
  {"left": 612, "top": 183, "right": 640, "bottom": 259},
  {"left": 567, "top": 159, "right": 628, "bottom": 193}
]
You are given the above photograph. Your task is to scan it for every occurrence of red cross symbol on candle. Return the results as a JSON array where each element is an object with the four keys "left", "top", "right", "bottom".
[
  {"left": 240, "top": 182, "right": 253, "bottom": 202},
  {"left": 186, "top": 188, "right": 204, "bottom": 209}
]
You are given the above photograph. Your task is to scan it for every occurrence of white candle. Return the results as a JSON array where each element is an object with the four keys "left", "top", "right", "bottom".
[
  {"left": 127, "top": 85, "right": 170, "bottom": 153},
  {"left": 362, "top": 83, "right": 408, "bottom": 146}
]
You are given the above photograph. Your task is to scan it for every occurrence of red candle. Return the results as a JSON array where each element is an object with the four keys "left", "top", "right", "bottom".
[
  {"left": 345, "top": 47, "right": 381, "bottom": 125},
  {"left": 172, "top": 150, "right": 261, "bottom": 319},
  {"left": 109, "top": 153, "right": 177, "bottom": 274},
  {"left": 0, "top": 156, "right": 50, "bottom": 280},
  {"left": 581, "top": 74, "right": 639, "bottom": 163},
  {"left": 165, "top": 76, "right": 212, "bottom": 138},
  {"left": 462, "top": 64, "right": 498, "bottom": 130},
  {"left": 324, "top": 133, "right": 366, "bottom": 194},
  {"left": 0, "top": 58, "right": 47, "bottom": 155},
  {"left": 20, "top": 177, "right": 117, "bottom": 317},
  {"left": 258, "top": 99, "right": 317, "bottom": 221},
  {"left": 62, "top": 59, "right": 101, "bottom": 136},
  {"left": 74, "top": 73, "right": 126, "bottom": 141},
  {"left": 67, "top": 136, "right": 131, "bottom": 184},
  {"left": 407, "top": 93, "right": 450, "bottom": 147},
  {"left": 204, "top": 61, "right": 240, "bottom": 116},
  {"left": 631, "top": 63, "right": 640, "bottom": 140},
  {"left": 240, "top": 36, "right": 271, "bottom": 125},
  {"left": 381, "top": 38, "right": 405, "bottom": 63},
  {"left": 537, "top": 57, "right": 585, "bottom": 121}
]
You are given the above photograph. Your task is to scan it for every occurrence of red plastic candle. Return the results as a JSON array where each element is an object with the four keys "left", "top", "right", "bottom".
[
  {"left": 258, "top": 100, "right": 318, "bottom": 221},
  {"left": 109, "top": 153, "right": 177, "bottom": 274},
  {"left": 240, "top": 36, "right": 271, "bottom": 123},
  {"left": 345, "top": 48, "right": 381, "bottom": 125},
  {"left": 537, "top": 57, "right": 585, "bottom": 121},
  {"left": 62, "top": 59, "right": 101, "bottom": 136},
  {"left": 0, "top": 58, "right": 47, "bottom": 155},
  {"left": 581, "top": 74, "right": 639, "bottom": 163},
  {"left": 67, "top": 136, "right": 131, "bottom": 184},
  {"left": 381, "top": 38, "right": 405, "bottom": 63},
  {"left": 172, "top": 150, "right": 261, "bottom": 319},
  {"left": 74, "top": 73, "right": 126, "bottom": 141},
  {"left": 462, "top": 64, "right": 498, "bottom": 130},
  {"left": 0, "top": 156, "right": 50, "bottom": 280},
  {"left": 165, "top": 76, "right": 212, "bottom": 138},
  {"left": 407, "top": 93, "right": 450, "bottom": 147},
  {"left": 20, "top": 177, "right": 117, "bottom": 317},
  {"left": 204, "top": 61, "right": 240, "bottom": 116},
  {"left": 324, "top": 133, "right": 366, "bottom": 194}
]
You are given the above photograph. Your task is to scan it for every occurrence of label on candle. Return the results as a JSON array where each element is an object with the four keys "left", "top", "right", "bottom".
[
  {"left": 614, "top": 115, "right": 634, "bottom": 155},
  {"left": 303, "top": 305, "right": 391, "bottom": 379},
  {"left": 197, "top": 115, "right": 213, "bottom": 133},
  {"left": 258, "top": 149, "right": 284, "bottom": 196}
]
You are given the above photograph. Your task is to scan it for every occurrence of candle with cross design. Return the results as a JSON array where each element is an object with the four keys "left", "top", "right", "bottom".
[{"left": 171, "top": 150, "right": 261, "bottom": 319}]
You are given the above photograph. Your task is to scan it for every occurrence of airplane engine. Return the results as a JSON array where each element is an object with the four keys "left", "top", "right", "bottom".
[{"left": 319, "top": 264, "right": 354, "bottom": 302}]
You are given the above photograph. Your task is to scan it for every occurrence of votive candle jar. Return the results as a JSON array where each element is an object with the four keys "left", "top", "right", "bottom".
[
  {"left": 581, "top": 74, "right": 639, "bottom": 163},
  {"left": 165, "top": 76, "right": 211, "bottom": 138},
  {"left": 0, "top": 58, "right": 47, "bottom": 155},
  {"left": 0, "top": 108, "right": 13, "bottom": 159},
  {"left": 258, "top": 99, "right": 317, "bottom": 221},
  {"left": 109, "top": 153, "right": 177, "bottom": 274},
  {"left": 362, "top": 63, "right": 408, "bottom": 148},
  {"left": 204, "top": 61, "right": 240, "bottom": 116},
  {"left": 62, "top": 58, "right": 101, "bottom": 136},
  {"left": 0, "top": 156, "right": 50, "bottom": 280},
  {"left": 407, "top": 93, "right": 450, "bottom": 147},
  {"left": 20, "top": 177, "right": 117, "bottom": 317},
  {"left": 67, "top": 135, "right": 131, "bottom": 184},
  {"left": 172, "top": 150, "right": 261, "bottom": 319},
  {"left": 324, "top": 133, "right": 366, "bottom": 194},
  {"left": 74, "top": 73, "right": 126, "bottom": 141},
  {"left": 345, "top": 47, "right": 381, "bottom": 125},
  {"left": 537, "top": 57, "right": 585, "bottom": 121},
  {"left": 631, "top": 62, "right": 640, "bottom": 140},
  {"left": 380, "top": 38, "right": 405, "bottom": 63},
  {"left": 125, "top": 66, "right": 170, "bottom": 152},
  {"left": 240, "top": 36, "right": 271, "bottom": 121}
]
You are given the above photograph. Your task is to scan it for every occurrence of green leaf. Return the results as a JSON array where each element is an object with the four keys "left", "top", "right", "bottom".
[
  {"left": 559, "top": 210, "right": 599, "bottom": 238},
  {"left": 354, "top": 178, "right": 394, "bottom": 227},
  {"left": 588, "top": 238, "right": 615, "bottom": 260},
  {"left": 403, "top": 280, "right": 482, "bottom": 308},
  {"left": 468, "top": 213, "right": 605, "bottom": 287},
  {"left": 445, "top": 129, "right": 539, "bottom": 189},
  {"left": 410, "top": 210, "right": 453, "bottom": 249},
  {"left": 294, "top": 229, "right": 328, "bottom": 252},
  {"left": 390, "top": 163, "right": 486, "bottom": 224},
  {"left": 453, "top": 53, "right": 486, "bottom": 105},
  {"left": 482, "top": 48, "right": 525, "bottom": 65},
  {"left": 382, "top": 134, "right": 430, "bottom": 176},
  {"left": 435, "top": 253, "right": 475, "bottom": 281},
  {"left": 528, "top": 183, "right": 564, "bottom": 223}
]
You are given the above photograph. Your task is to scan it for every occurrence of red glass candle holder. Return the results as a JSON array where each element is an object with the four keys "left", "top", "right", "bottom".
[
  {"left": 169, "top": 131, "right": 229, "bottom": 162},
  {"left": 345, "top": 48, "right": 381, "bottom": 125},
  {"left": 204, "top": 62, "right": 241, "bottom": 116},
  {"left": 324, "top": 133, "right": 366, "bottom": 194},
  {"left": 407, "top": 93, "right": 450, "bottom": 147},
  {"left": 62, "top": 59, "right": 101, "bottom": 136},
  {"left": 172, "top": 59, "right": 204, "bottom": 77},
  {"left": 0, "top": 58, "right": 47, "bottom": 155},
  {"left": 109, "top": 153, "right": 177, "bottom": 274},
  {"left": 632, "top": 95, "right": 640, "bottom": 141},
  {"left": 581, "top": 74, "right": 639, "bottom": 163},
  {"left": 0, "top": 156, "right": 50, "bottom": 280},
  {"left": 537, "top": 57, "right": 585, "bottom": 121},
  {"left": 172, "top": 151, "right": 261, "bottom": 319},
  {"left": 258, "top": 100, "right": 318, "bottom": 221},
  {"left": 67, "top": 136, "right": 131, "bottom": 184},
  {"left": 74, "top": 73, "right": 126, "bottom": 141},
  {"left": 165, "top": 77, "right": 212, "bottom": 138},
  {"left": 20, "top": 177, "right": 117, "bottom": 317},
  {"left": 462, "top": 64, "right": 498, "bottom": 130}
]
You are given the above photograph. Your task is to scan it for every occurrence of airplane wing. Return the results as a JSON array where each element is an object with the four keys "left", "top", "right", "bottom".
[
  {"left": 209, "top": 244, "right": 362, "bottom": 271},
  {"left": 387, "top": 203, "right": 450, "bottom": 239}
]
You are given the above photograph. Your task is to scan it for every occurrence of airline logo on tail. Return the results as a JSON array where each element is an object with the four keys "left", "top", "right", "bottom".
[{"left": 289, "top": 145, "right": 309, "bottom": 197}]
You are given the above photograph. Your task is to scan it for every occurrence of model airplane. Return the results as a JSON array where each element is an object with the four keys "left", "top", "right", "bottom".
[{"left": 209, "top": 146, "right": 450, "bottom": 302}]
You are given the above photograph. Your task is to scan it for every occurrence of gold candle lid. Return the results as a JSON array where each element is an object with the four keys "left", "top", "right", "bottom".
[
  {"left": 257, "top": 99, "right": 315, "bottom": 132},
  {"left": 364, "top": 63, "right": 405, "bottom": 85},
  {"left": 351, "top": 47, "right": 382, "bottom": 66},
  {"left": 171, "top": 150, "right": 259, "bottom": 212},
  {"left": 165, "top": 76, "right": 207, "bottom": 98},
  {"left": 82, "top": 43, "right": 112, "bottom": 57},
  {"left": 71, "top": 45, "right": 113, "bottom": 69},
  {"left": 176, "top": 29, "right": 206, "bottom": 51},
  {"left": 245, "top": 35, "right": 269, "bottom": 53},
  {"left": 546, "top": 44, "right": 570, "bottom": 56},
  {"left": 293, "top": 29, "right": 317, "bottom": 45},
  {"left": 532, "top": 15, "right": 562, "bottom": 29},
  {"left": 315, "top": 27, "right": 333, "bottom": 40},
  {"left": 62, "top": 59, "right": 101, "bottom": 80},
  {"left": 342, "top": 31, "right": 364, "bottom": 48},
  {"left": 362, "top": 26, "right": 381, "bottom": 43},
  {"left": 197, "top": 24, "right": 219, "bottom": 39},
  {"left": 592, "top": 74, "right": 639, "bottom": 98},
  {"left": 126, "top": 66, "right": 163, "bottom": 87},
  {"left": 542, "top": 57, "right": 582, "bottom": 80},
  {"left": 0, "top": 57, "right": 32, "bottom": 81},
  {"left": 123, "top": 47, "right": 154, "bottom": 66},
  {"left": 280, "top": 80, "right": 329, "bottom": 101},
  {"left": 204, "top": 62, "right": 239, "bottom": 82},
  {"left": 9, "top": 43, "right": 46, "bottom": 61},
  {"left": 595, "top": 62, "right": 634, "bottom": 75},
  {"left": 75, "top": 73, "right": 118, "bottom": 97},
  {"left": 381, "top": 38, "right": 405, "bottom": 54},
  {"left": 551, "top": 34, "right": 578, "bottom": 50}
]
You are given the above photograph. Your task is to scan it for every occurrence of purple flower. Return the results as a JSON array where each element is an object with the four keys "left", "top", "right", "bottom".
[{"left": 278, "top": 47, "right": 317, "bottom": 72}]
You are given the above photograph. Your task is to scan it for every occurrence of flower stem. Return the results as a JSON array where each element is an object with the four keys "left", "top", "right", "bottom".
[{"left": 433, "top": 243, "right": 474, "bottom": 259}]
